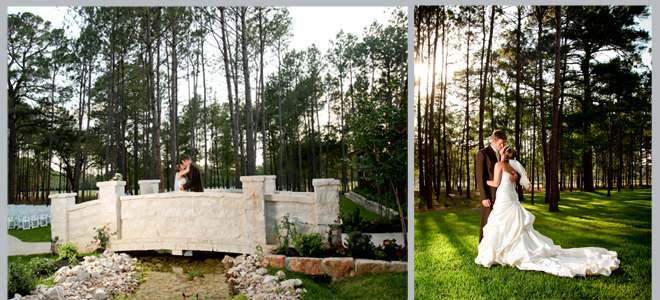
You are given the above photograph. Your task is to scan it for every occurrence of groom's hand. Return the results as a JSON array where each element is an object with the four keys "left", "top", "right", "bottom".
[
  {"left": 509, "top": 171, "right": 518, "bottom": 182},
  {"left": 180, "top": 186, "right": 184, "bottom": 191},
  {"left": 482, "top": 199, "right": 491, "bottom": 207}
]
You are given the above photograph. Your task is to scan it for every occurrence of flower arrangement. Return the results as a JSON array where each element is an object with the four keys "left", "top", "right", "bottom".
[{"left": 111, "top": 173, "right": 123, "bottom": 181}]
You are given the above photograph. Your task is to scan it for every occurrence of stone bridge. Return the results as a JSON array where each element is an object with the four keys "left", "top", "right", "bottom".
[{"left": 50, "top": 176, "right": 340, "bottom": 255}]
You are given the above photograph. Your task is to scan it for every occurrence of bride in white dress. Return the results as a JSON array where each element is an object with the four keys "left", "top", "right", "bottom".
[
  {"left": 475, "top": 146, "right": 620, "bottom": 277},
  {"left": 173, "top": 164, "right": 189, "bottom": 192}
]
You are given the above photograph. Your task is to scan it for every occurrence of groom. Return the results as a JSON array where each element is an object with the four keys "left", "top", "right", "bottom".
[
  {"left": 476, "top": 130, "right": 517, "bottom": 242},
  {"left": 180, "top": 155, "right": 204, "bottom": 192}
]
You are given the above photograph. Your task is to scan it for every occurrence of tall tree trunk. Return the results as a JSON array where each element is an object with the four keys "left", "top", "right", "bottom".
[
  {"left": 240, "top": 7, "right": 256, "bottom": 175},
  {"left": 220, "top": 8, "right": 242, "bottom": 188},
  {"left": 514, "top": 6, "right": 524, "bottom": 202},
  {"left": 170, "top": 15, "right": 179, "bottom": 191},
  {"left": 548, "top": 6, "right": 562, "bottom": 212},
  {"left": 465, "top": 9, "right": 472, "bottom": 199},
  {"left": 478, "top": 6, "right": 495, "bottom": 150}
]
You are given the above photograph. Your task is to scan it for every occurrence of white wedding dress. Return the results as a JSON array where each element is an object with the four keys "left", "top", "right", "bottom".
[
  {"left": 475, "top": 169, "right": 620, "bottom": 277},
  {"left": 173, "top": 172, "right": 187, "bottom": 192}
]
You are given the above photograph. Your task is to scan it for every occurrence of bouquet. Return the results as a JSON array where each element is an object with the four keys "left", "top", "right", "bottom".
[{"left": 111, "top": 173, "right": 123, "bottom": 181}]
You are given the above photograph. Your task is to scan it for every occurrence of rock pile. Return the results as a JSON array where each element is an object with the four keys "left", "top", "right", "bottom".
[
  {"left": 224, "top": 255, "right": 307, "bottom": 300},
  {"left": 11, "top": 249, "right": 141, "bottom": 300}
]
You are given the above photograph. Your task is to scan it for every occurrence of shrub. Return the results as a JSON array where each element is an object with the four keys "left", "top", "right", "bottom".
[
  {"left": 292, "top": 232, "right": 325, "bottom": 257},
  {"left": 273, "top": 214, "right": 298, "bottom": 256},
  {"left": 345, "top": 231, "right": 374, "bottom": 259},
  {"left": 374, "top": 239, "right": 407, "bottom": 261},
  {"left": 29, "top": 257, "right": 57, "bottom": 276},
  {"left": 59, "top": 242, "right": 79, "bottom": 266},
  {"left": 8, "top": 261, "right": 38, "bottom": 296},
  {"left": 91, "top": 225, "right": 116, "bottom": 251}
]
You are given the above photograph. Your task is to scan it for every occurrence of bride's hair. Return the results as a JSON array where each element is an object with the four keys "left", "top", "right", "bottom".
[
  {"left": 175, "top": 165, "right": 181, "bottom": 173},
  {"left": 502, "top": 146, "right": 518, "bottom": 162}
]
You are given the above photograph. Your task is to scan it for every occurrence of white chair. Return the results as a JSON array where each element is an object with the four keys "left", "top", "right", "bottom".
[
  {"left": 30, "top": 214, "right": 39, "bottom": 229},
  {"left": 7, "top": 216, "right": 16, "bottom": 229},
  {"left": 39, "top": 213, "right": 48, "bottom": 227},
  {"left": 20, "top": 215, "right": 31, "bottom": 230}
]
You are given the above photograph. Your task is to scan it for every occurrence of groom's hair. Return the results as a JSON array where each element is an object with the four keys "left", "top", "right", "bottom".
[
  {"left": 492, "top": 130, "right": 507, "bottom": 141},
  {"left": 181, "top": 155, "right": 191, "bottom": 162}
]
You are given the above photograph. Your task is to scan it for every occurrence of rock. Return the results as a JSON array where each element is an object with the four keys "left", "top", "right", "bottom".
[
  {"left": 12, "top": 294, "right": 22, "bottom": 300},
  {"left": 222, "top": 255, "right": 234, "bottom": 268},
  {"left": 93, "top": 289, "right": 106, "bottom": 300},
  {"left": 263, "top": 255, "right": 285, "bottom": 268},
  {"left": 276, "top": 270, "right": 286, "bottom": 280},
  {"left": 44, "top": 287, "right": 63, "bottom": 300},
  {"left": 286, "top": 257, "right": 323, "bottom": 275},
  {"left": 71, "top": 266, "right": 91, "bottom": 282},
  {"left": 280, "top": 279, "right": 303, "bottom": 289},
  {"left": 390, "top": 261, "right": 408, "bottom": 273},
  {"left": 102, "top": 249, "right": 114, "bottom": 257},
  {"left": 323, "top": 257, "right": 354, "bottom": 279},
  {"left": 354, "top": 259, "right": 391, "bottom": 276},
  {"left": 263, "top": 275, "right": 278, "bottom": 284},
  {"left": 256, "top": 267, "right": 268, "bottom": 276}
]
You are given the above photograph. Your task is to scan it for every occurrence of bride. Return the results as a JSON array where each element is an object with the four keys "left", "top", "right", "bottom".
[
  {"left": 173, "top": 164, "right": 189, "bottom": 192},
  {"left": 475, "top": 146, "right": 620, "bottom": 277}
]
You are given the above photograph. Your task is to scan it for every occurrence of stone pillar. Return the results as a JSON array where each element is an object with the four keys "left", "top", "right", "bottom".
[
  {"left": 49, "top": 193, "right": 76, "bottom": 243},
  {"left": 313, "top": 179, "right": 341, "bottom": 245},
  {"left": 241, "top": 176, "right": 267, "bottom": 248},
  {"left": 138, "top": 179, "right": 160, "bottom": 195},
  {"left": 264, "top": 175, "right": 277, "bottom": 195},
  {"left": 97, "top": 181, "right": 126, "bottom": 239}
]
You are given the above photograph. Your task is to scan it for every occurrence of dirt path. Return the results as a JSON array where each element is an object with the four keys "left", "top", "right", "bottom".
[{"left": 8, "top": 235, "right": 50, "bottom": 256}]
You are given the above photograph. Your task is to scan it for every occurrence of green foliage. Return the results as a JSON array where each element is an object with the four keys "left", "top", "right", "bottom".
[
  {"left": 7, "top": 255, "right": 58, "bottom": 297},
  {"left": 345, "top": 231, "right": 374, "bottom": 259},
  {"left": 255, "top": 245, "right": 264, "bottom": 263},
  {"left": 58, "top": 242, "right": 79, "bottom": 265},
  {"left": 186, "top": 269, "right": 205, "bottom": 281},
  {"left": 50, "top": 236, "right": 60, "bottom": 257},
  {"left": 265, "top": 265, "right": 407, "bottom": 300},
  {"left": 374, "top": 239, "right": 407, "bottom": 262},
  {"left": 414, "top": 190, "right": 651, "bottom": 299},
  {"left": 273, "top": 214, "right": 298, "bottom": 256},
  {"left": 91, "top": 225, "right": 117, "bottom": 250},
  {"left": 292, "top": 232, "right": 325, "bottom": 257},
  {"left": 8, "top": 224, "right": 52, "bottom": 243}
]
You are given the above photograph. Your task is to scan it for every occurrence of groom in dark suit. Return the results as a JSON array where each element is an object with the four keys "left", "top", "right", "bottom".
[
  {"left": 180, "top": 155, "right": 204, "bottom": 192},
  {"left": 476, "top": 130, "right": 517, "bottom": 242}
]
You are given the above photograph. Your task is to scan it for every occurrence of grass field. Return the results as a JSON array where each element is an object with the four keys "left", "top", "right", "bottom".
[
  {"left": 340, "top": 195, "right": 380, "bottom": 220},
  {"left": 414, "top": 189, "right": 651, "bottom": 299},
  {"left": 8, "top": 225, "right": 52, "bottom": 243},
  {"left": 266, "top": 265, "right": 407, "bottom": 300}
]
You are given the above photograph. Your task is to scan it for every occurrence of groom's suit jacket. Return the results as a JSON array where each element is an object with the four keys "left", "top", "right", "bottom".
[
  {"left": 182, "top": 162, "right": 204, "bottom": 192},
  {"left": 476, "top": 146, "right": 499, "bottom": 242}
]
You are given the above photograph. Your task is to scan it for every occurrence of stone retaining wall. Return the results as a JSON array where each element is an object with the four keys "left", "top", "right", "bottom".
[
  {"left": 50, "top": 176, "right": 340, "bottom": 255},
  {"left": 263, "top": 254, "right": 407, "bottom": 281},
  {"left": 345, "top": 191, "right": 399, "bottom": 218}
]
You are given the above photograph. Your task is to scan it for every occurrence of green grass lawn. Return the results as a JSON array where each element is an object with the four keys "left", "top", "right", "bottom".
[
  {"left": 414, "top": 189, "right": 651, "bottom": 299},
  {"left": 266, "top": 266, "right": 407, "bottom": 300},
  {"left": 8, "top": 225, "right": 52, "bottom": 243},
  {"left": 340, "top": 195, "right": 381, "bottom": 220}
]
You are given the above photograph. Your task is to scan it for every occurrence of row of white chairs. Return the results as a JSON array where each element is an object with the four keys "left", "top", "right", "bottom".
[{"left": 7, "top": 205, "right": 51, "bottom": 230}]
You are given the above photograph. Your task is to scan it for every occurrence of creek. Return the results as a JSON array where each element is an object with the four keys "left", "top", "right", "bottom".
[{"left": 125, "top": 251, "right": 231, "bottom": 300}]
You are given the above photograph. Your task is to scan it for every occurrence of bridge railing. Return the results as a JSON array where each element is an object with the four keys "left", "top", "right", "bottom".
[{"left": 50, "top": 175, "right": 340, "bottom": 255}]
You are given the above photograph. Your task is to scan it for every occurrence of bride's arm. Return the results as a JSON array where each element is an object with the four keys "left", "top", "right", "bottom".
[
  {"left": 180, "top": 164, "right": 191, "bottom": 176},
  {"left": 487, "top": 163, "right": 502, "bottom": 187}
]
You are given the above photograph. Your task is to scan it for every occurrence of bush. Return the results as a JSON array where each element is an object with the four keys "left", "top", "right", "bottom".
[
  {"left": 59, "top": 242, "right": 79, "bottom": 266},
  {"left": 345, "top": 231, "right": 374, "bottom": 259},
  {"left": 374, "top": 239, "right": 407, "bottom": 261},
  {"left": 273, "top": 214, "right": 298, "bottom": 256},
  {"left": 8, "top": 261, "right": 38, "bottom": 296},
  {"left": 292, "top": 232, "right": 325, "bottom": 257},
  {"left": 91, "top": 226, "right": 116, "bottom": 251},
  {"left": 29, "top": 257, "right": 57, "bottom": 276}
]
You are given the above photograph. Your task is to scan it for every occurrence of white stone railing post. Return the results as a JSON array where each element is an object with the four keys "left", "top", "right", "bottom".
[
  {"left": 138, "top": 179, "right": 160, "bottom": 195},
  {"left": 264, "top": 175, "right": 277, "bottom": 195},
  {"left": 50, "top": 193, "right": 77, "bottom": 243},
  {"left": 97, "top": 181, "right": 126, "bottom": 239},
  {"left": 313, "top": 178, "right": 341, "bottom": 245},
  {"left": 241, "top": 176, "right": 267, "bottom": 249}
]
